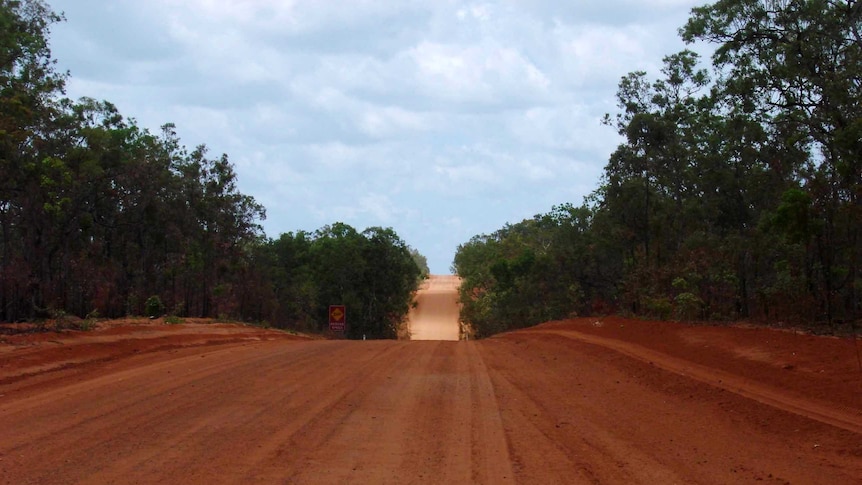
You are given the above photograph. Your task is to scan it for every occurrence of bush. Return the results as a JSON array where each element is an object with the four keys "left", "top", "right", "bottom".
[
  {"left": 251, "top": 320, "right": 271, "bottom": 329},
  {"left": 76, "top": 310, "right": 99, "bottom": 331},
  {"left": 644, "top": 297, "right": 673, "bottom": 320},
  {"left": 674, "top": 292, "right": 703, "bottom": 321},
  {"left": 51, "top": 308, "right": 71, "bottom": 331},
  {"left": 144, "top": 295, "right": 164, "bottom": 318}
]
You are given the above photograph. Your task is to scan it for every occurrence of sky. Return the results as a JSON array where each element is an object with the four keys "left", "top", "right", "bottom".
[{"left": 48, "top": 0, "right": 709, "bottom": 274}]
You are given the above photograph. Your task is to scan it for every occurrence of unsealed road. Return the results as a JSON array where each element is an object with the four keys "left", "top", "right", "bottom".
[
  {"left": 409, "top": 275, "right": 461, "bottom": 341},
  {"left": 2, "top": 318, "right": 861, "bottom": 484}
]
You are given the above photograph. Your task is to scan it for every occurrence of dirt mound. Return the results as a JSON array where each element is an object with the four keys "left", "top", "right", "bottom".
[
  {"left": 529, "top": 317, "right": 862, "bottom": 416},
  {"left": 0, "top": 318, "right": 306, "bottom": 389}
]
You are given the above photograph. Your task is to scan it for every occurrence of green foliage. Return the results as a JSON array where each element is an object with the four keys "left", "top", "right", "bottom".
[
  {"left": 50, "top": 308, "right": 69, "bottom": 330},
  {"left": 455, "top": 203, "right": 614, "bottom": 337},
  {"left": 681, "top": 0, "right": 862, "bottom": 325},
  {"left": 164, "top": 315, "right": 184, "bottom": 325},
  {"left": 455, "top": 1, "right": 861, "bottom": 335},
  {"left": 0, "top": 2, "right": 268, "bottom": 322},
  {"left": 2, "top": 0, "right": 858, "bottom": 335},
  {"left": 773, "top": 189, "right": 813, "bottom": 243},
  {"left": 170, "top": 301, "right": 185, "bottom": 319},
  {"left": 257, "top": 224, "right": 421, "bottom": 338},
  {"left": 144, "top": 296, "right": 164, "bottom": 318},
  {"left": 76, "top": 310, "right": 99, "bottom": 331},
  {"left": 0, "top": 2, "right": 425, "bottom": 337},
  {"left": 644, "top": 297, "right": 673, "bottom": 321},
  {"left": 673, "top": 293, "right": 702, "bottom": 321},
  {"left": 409, "top": 247, "right": 430, "bottom": 280}
]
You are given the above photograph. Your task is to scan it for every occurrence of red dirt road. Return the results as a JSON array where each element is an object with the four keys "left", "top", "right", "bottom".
[
  {"left": 408, "top": 275, "right": 461, "bottom": 341},
  {"left": 1, "top": 317, "right": 861, "bottom": 484}
]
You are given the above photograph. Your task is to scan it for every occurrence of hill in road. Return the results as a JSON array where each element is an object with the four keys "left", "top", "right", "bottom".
[{"left": 407, "top": 275, "right": 461, "bottom": 341}]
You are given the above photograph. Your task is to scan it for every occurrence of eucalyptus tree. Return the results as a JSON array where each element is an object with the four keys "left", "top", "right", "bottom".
[
  {"left": 172, "top": 144, "right": 265, "bottom": 317},
  {"left": 408, "top": 247, "right": 429, "bottom": 280},
  {"left": 0, "top": 0, "right": 66, "bottom": 320},
  {"left": 359, "top": 226, "right": 421, "bottom": 339},
  {"left": 599, "top": 51, "right": 720, "bottom": 314},
  {"left": 683, "top": 0, "right": 862, "bottom": 323},
  {"left": 454, "top": 204, "right": 607, "bottom": 337}
]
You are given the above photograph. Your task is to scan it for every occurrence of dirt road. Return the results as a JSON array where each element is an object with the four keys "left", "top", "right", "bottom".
[
  {"left": 1, "top": 317, "right": 861, "bottom": 484},
  {"left": 408, "top": 275, "right": 461, "bottom": 341}
]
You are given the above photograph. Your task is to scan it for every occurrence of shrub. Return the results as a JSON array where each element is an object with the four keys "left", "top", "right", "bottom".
[
  {"left": 51, "top": 309, "right": 71, "bottom": 331},
  {"left": 674, "top": 292, "right": 703, "bottom": 321},
  {"left": 144, "top": 296, "right": 164, "bottom": 318},
  {"left": 171, "top": 301, "right": 185, "bottom": 318},
  {"left": 644, "top": 297, "right": 673, "bottom": 320},
  {"left": 76, "top": 310, "right": 99, "bottom": 331}
]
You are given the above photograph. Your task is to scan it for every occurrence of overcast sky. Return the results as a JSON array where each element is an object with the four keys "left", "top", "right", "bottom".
[{"left": 48, "top": 0, "right": 708, "bottom": 274}]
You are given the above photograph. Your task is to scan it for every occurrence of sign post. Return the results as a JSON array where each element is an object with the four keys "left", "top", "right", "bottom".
[{"left": 329, "top": 305, "right": 346, "bottom": 333}]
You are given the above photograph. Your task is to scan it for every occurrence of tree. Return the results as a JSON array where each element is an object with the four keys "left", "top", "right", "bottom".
[
  {"left": 683, "top": 0, "right": 862, "bottom": 324},
  {"left": 359, "top": 227, "right": 421, "bottom": 338},
  {"left": 0, "top": 0, "right": 66, "bottom": 321},
  {"left": 409, "top": 247, "right": 430, "bottom": 280},
  {"left": 0, "top": 1, "right": 424, "bottom": 335},
  {"left": 454, "top": 204, "right": 613, "bottom": 337},
  {"left": 456, "top": 2, "right": 860, "bottom": 334}
]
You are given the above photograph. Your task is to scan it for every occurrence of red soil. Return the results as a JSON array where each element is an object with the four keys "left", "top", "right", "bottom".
[{"left": 0, "top": 316, "right": 859, "bottom": 483}]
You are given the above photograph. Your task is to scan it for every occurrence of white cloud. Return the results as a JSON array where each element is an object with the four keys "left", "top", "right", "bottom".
[
  {"left": 407, "top": 41, "right": 551, "bottom": 106},
  {"left": 358, "top": 105, "right": 429, "bottom": 138},
  {"left": 49, "top": 0, "right": 709, "bottom": 272},
  {"left": 555, "top": 23, "right": 653, "bottom": 87}
]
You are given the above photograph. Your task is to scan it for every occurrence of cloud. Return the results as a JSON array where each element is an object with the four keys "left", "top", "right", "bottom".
[
  {"left": 407, "top": 40, "right": 551, "bottom": 106},
  {"left": 48, "top": 0, "right": 708, "bottom": 273},
  {"left": 321, "top": 192, "right": 417, "bottom": 225}
]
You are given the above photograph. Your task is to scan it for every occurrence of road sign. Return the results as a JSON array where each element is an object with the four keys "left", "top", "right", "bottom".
[{"left": 329, "top": 305, "right": 346, "bottom": 332}]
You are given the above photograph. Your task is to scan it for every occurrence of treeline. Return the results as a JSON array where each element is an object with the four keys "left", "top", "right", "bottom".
[
  {"left": 455, "top": 0, "right": 861, "bottom": 337},
  {"left": 0, "top": 1, "right": 422, "bottom": 336},
  {"left": 247, "top": 225, "right": 421, "bottom": 338}
]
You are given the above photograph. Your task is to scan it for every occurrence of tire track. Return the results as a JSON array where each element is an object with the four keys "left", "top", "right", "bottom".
[
  {"left": 530, "top": 328, "right": 862, "bottom": 435},
  {"left": 2, "top": 327, "right": 860, "bottom": 484}
]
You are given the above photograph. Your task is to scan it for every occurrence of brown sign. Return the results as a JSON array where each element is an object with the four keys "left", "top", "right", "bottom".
[{"left": 329, "top": 305, "right": 346, "bottom": 332}]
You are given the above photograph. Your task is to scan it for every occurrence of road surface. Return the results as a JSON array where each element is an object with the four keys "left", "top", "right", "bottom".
[
  {"left": 408, "top": 275, "right": 461, "bottom": 341},
  {"left": 1, "top": 316, "right": 860, "bottom": 483}
]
